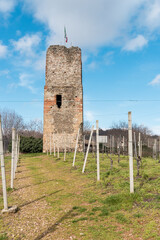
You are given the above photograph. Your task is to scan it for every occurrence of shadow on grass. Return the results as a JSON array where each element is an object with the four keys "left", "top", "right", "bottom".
[
  {"left": 17, "top": 172, "right": 52, "bottom": 180},
  {"left": 34, "top": 209, "right": 74, "bottom": 240},
  {"left": 16, "top": 167, "right": 44, "bottom": 173},
  {"left": 14, "top": 179, "right": 59, "bottom": 191},
  {"left": 19, "top": 189, "right": 63, "bottom": 208}
]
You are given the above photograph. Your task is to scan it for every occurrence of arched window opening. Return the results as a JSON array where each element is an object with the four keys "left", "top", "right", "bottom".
[{"left": 56, "top": 95, "right": 62, "bottom": 108}]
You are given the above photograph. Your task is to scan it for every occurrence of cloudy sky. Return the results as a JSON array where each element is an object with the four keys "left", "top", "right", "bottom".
[{"left": 1, "top": 0, "right": 160, "bottom": 134}]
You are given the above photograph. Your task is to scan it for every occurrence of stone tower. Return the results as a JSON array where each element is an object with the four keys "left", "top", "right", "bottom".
[{"left": 43, "top": 45, "right": 83, "bottom": 152}]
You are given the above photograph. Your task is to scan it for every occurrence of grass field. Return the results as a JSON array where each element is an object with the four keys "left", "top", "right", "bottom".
[{"left": 0, "top": 152, "right": 160, "bottom": 240}]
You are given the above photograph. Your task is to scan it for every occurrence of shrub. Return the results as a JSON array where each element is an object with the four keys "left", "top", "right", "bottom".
[{"left": 8, "top": 136, "right": 43, "bottom": 153}]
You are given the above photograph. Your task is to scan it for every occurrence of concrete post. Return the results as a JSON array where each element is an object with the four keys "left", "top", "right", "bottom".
[
  {"left": 64, "top": 146, "right": 66, "bottom": 161},
  {"left": 159, "top": 137, "right": 160, "bottom": 163},
  {"left": 134, "top": 132, "right": 137, "bottom": 158},
  {"left": 53, "top": 135, "right": 56, "bottom": 157},
  {"left": 82, "top": 126, "right": 94, "bottom": 173},
  {"left": 83, "top": 135, "right": 85, "bottom": 157},
  {"left": 138, "top": 133, "right": 141, "bottom": 157},
  {"left": 50, "top": 133, "right": 52, "bottom": 155},
  {"left": 0, "top": 115, "right": 8, "bottom": 210},
  {"left": 122, "top": 136, "right": 125, "bottom": 155},
  {"left": 112, "top": 136, "right": 115, "bottom": 154},
  {"left": 11, "top": 128, "right": 15, "bottom": 188},
  {"left": 141, "top": 140, "right": 143, "bottom": 158},
  {"left": 72, "top": 127, "right": 80, "bottom": 167},
  {"left": 18, "top": 135, "right": 20, "bottom": 161},
  {"left": 128, "top": 112, "right": 134, "bottom": 193},
  {"left": 110, "top": 135, "right": 112, "bottom": 154},
  {"left": 15, "top": 133, "right": 19, "bottom": 172},
  {"left": 14, "top": 131, "right": 17, "bottom": 179},
  {"left": 57, "top": 146, "right": 59, "bottom": 158},
  {"left": 96, "top": 120, "right": 100, "bottom": 181}
]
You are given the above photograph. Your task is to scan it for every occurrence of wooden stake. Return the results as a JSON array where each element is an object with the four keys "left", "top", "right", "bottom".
[
  {"left": 82, "top": 126, "right": 94, "bottom": 173},
  {"left": 128, "top": 112, "right": 134, "bottom": 193}
]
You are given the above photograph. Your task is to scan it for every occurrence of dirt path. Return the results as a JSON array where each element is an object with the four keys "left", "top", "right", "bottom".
[
  {"left": 1, "top": 154, "right": 160, "bottom": 240},
  {"left": 2, "top": 154, "right": 99, "bottom": 240}
]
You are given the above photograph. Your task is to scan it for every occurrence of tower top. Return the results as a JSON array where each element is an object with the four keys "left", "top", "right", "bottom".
[{"left": 45, "top": 45, "right": 82, "bottom": 87}]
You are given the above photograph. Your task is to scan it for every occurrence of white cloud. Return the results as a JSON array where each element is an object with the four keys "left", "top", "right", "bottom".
[
  {"left": 138, "top": 0, "right": 160, "bottom": 31},
  {"left": 87, "top": 61, "right": 97, "bottom": 70},
  {"left": 23, "top": 0, "right": 160, "bottom": 51},
  {"left": 123, "top": 35, "right": 148, "bottom": 52},
  {"left": 85, "top": 111, "right": 94, "bottom": 122},
  {"left": 0, "top": 41, "right": 7, "bottom": 58},
  {"left": 149, "top": 74, "right": 160, "bottom": 86},
  {"left": 0, "top": 0, "right": 16, "bottom": 14},
  {"left": 103, "top": 51, "right": 114, "bottom": 65},
  {"left": 151, "top": 125, "right": 160, "bottom": 135},
  {"left": 18, "top": 73, "right": 36, "bottom": 93},
  {"left": 23, "top": 0, "right": 147, "bottom": 49},
  {"left": 12, "top": 33, "right": 41, "bottom": 56},
  {"left": 34, "top": 51, "right": 46, "bottom": 71},
  {"left": 0, "top": 69, "right": 9, "bottom": 76}
]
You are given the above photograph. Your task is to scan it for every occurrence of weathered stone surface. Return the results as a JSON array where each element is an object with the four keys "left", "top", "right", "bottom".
[{"left": 43, "top": 45, "right": 83, "bottom": 152}]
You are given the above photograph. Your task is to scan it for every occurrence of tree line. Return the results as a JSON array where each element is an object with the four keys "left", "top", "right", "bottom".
[{"left": 0, "top": 108, "right": 43, "bottom": 153}]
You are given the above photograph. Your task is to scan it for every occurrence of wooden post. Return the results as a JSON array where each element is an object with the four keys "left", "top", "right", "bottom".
[
  {"left": 72, "top": 127, "right": 80, "bottom": 167},
  {"left": 0, "top": 115, "right": 8, "bottom": 210},
  {"left": 128, "top": 112, "right": 134, "bottom": 193},
  {"left": 82, "top": 126, "right": 94, "bottom": 173},
  {"left": 11, "top": 128, "right": 15, "bottom": 188},
  {"left": 96, "top": 120, "right": 100, "bottom": 181}
]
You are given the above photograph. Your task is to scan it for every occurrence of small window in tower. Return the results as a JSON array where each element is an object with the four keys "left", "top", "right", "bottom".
[{"left": 56, "top": 95, "right": 62, "bottom": 108}]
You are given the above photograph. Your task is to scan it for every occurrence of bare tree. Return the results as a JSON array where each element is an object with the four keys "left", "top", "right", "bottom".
[
  {"left": 23, "top": 119, "right": 43, "bottom": 138},
  {"left": 0, "top": 108, "right": 25, "bottom": 136}
]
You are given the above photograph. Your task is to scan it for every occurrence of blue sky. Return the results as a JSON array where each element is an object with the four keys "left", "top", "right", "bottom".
[{"left": 1, "top": 0, "right": 160, "bottom": 134}]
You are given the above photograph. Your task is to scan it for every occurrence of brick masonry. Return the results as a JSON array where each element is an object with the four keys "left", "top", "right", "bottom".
[{"left": 43, "top": 45, "right": 83, "bottom": 152}]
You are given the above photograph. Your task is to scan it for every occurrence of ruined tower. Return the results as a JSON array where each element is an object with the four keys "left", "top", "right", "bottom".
[{"left": 43, "top": 45, "right": 83, "bottom": 152}]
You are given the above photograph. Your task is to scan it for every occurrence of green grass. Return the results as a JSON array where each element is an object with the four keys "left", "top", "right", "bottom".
[
  {"left": 0, "top": 152, "right": 160, "bottom": 239},
  {"left": 0, "top": 234, "right": 8, "bottom": 240}
]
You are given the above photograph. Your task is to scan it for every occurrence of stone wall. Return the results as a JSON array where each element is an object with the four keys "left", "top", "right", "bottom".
[{"left": 43, "top": 45, "right": 83, "bottom": 152}]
